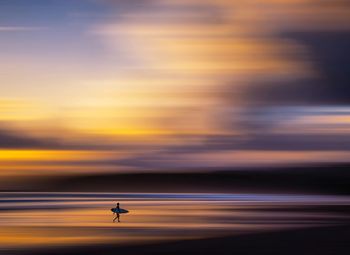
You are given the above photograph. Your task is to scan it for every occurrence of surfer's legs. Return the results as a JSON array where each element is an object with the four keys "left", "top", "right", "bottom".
[{"left": 113, "top": 213, "right": 120, "bottom": 222}]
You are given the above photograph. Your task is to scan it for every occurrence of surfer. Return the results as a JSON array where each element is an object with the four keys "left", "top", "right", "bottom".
[
  {"left": 113, "top": 203, "right": 120, "bottom": 222},
  {"left": 111, "top": 203, "right": 128, "bottom": 222}
]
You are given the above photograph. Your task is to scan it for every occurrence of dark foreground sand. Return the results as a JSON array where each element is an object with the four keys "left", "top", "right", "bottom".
[{"left": 18, "top": 224, "right": 350, "bottom": 255}]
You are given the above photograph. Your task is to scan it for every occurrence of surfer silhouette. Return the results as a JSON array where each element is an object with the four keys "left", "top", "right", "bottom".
[
  {"left": 111, "top": 202, "right": 129, "bottom": 222},
  {"left": 113, "top": 203, "right": 120, "bottom": 222}
]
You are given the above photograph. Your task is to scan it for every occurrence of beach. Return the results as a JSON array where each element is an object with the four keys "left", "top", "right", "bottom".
[{"left": 1, "top": 192, "right": 349, "bottom": 255}]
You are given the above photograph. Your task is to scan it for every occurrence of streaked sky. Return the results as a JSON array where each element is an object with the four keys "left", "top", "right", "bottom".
[{"left": 1, "top": 0, "right": 350, "bottom": 176}]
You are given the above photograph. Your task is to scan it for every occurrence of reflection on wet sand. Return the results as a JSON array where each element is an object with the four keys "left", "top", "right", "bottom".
[{"left": 0, "top": 193, "right": 349, "bottom": 253}]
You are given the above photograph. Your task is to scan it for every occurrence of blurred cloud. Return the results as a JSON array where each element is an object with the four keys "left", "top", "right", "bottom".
[
  {"left": 0, "top": 128, "right": 59, "bottom": 149},
  {"left": 1, "top": 0, "right": 350, "bottom": 177},
  {"left": 245, "top": 32, "right": 350, "bottom": 106},
  {"left": 0, "top": 26, "right": 46, "bottom": 31}
]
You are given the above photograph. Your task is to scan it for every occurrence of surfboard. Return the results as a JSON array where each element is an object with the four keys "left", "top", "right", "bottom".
[{"left": 111, "top": 208, "right": 129, "bottom": 214}]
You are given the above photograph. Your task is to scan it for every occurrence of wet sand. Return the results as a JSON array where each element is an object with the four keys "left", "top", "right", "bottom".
[
  {"left": 1, "top": 192, "right": 350, "bottom": 255},
  {"left": 25, "top": 224, "right": 350, "bottom": 255}
]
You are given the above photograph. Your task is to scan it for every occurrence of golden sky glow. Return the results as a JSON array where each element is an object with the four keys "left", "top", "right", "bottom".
[{"left": 1, "top": 0, "right": 350, "bottom": 177}]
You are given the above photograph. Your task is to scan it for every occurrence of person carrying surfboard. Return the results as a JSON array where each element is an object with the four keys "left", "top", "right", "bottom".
[
  {"left": 113, "top": 203, "right": 120, "bottom": 222},
  {"left": 111, "top": 203, "right": 129, "bottom": 222}
]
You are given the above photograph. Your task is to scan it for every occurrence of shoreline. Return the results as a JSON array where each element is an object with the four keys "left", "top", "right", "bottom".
[{"left": 10, "top": 224, "right": 350, "bottom": 255}]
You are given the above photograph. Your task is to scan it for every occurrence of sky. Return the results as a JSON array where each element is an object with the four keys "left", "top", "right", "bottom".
[{"left": 1, "top": 0, "right": 350, "bottom": 178}]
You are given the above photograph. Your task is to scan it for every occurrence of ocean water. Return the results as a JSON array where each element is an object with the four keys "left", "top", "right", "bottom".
[{"left": 0, "top": 192, "right": 349, "bottom": 253}]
